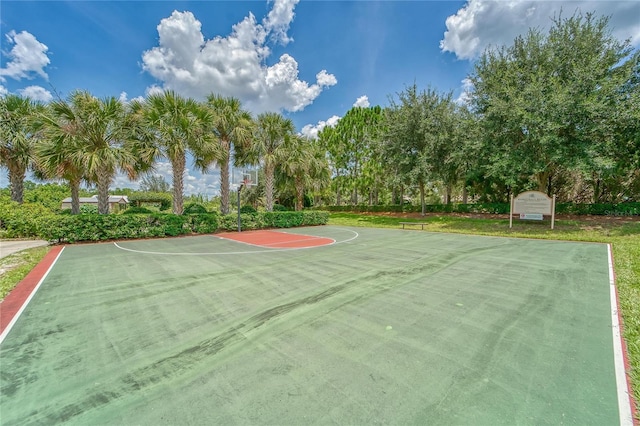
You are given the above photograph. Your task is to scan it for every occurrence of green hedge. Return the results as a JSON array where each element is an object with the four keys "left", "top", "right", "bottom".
[
  {"left": 0, "top": 199, "right": 56, "bottom": 238},
  {"left": 1, "top": 202, "right": 328, "bottom": 242},
  {"left": 128, "top": 192, "right": 172, "bottom": 211},
  {"left": 183, "top": 203, "right": 208, "bottom": 214},
  {"left": 324, "top": 202, "right": 640, "bottom": 216},
  {"left": 555, "top": 202, "right": 640, "bottom": 216}
]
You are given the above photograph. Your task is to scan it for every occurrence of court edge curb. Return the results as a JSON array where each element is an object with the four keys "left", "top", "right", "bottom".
[
  {"left": 608, "top": 244, "right": 638, "bottom": 425},
  {"left": 0, "top": 245, "right": 65, "bottom": 344}
]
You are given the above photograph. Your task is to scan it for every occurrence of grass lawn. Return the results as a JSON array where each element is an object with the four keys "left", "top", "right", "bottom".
[
  {"left": 328, "top": 212, "right": 640, "bottom": 414},
  {"left": 0, "top": 246, "right": 50, "bottom": 299}
]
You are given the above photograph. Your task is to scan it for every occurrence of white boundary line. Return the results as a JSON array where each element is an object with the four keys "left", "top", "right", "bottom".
[
  {"left": 0, "top": 246, "right": 65, "bottom": 345},
  {"left": 113, "top": 228, "right": 359, "bottom": 256},
  {"left": 608, "top": 244, "right": 634, "bottom": 426}
]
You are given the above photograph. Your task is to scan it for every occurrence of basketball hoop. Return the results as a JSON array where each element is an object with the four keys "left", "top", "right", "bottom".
[
  {"left": 235, "top": 169, "right": 258, "bottom": 232},
  {"left": 241, "top": 170, "right": 258, "bottom": 188}
]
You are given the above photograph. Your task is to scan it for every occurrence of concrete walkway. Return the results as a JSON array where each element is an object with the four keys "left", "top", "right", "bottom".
[{"left": 0, "top": 240, "right": 49, "bottom": 260}]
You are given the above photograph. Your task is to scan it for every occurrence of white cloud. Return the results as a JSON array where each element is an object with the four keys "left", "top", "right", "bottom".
[
  {"left": 0, "top": 85, "right": 8, "bottom": 96},
  {"left": 300, "top": 115, "right": 340, "bottom": 139},
  {"left": 114, "top": 159, "right": 221, "bottom": 197},
  {"left": 0, "top": 30, "right": 50, "bottom": 81},
  {"left": 141, "top": 0, "right": 336, "bottom": 113},
  {"left": 300, "top": 94, "right": 374, "bottom": 139},
  {"left": 118, "top": 92, "right": 145, "bottom": 104},
  {"left": 440, "top": 0, "right": 640, "bottom": 60},
  {"left": 353, "top": 95, "right": 370, "bottom": 108},
  {"left": 455, "top": 78, "right": 474, "bottom": 106},
  {"left": 18, "top": 85, "right": 53, "bottom": 102},
  {"left": 316, "top": 70, "right": 338, "bottom": 87},
  {"left": 145, "top": 85, "right": 164, "bottom": 97},
  {"left": 263, "top": 0, "right": 299, "bottom": 45}
]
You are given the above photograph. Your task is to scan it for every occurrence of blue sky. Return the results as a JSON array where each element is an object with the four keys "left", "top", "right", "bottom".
[{"left": 2, "top": 0, "right": 639, "bottom": 196}]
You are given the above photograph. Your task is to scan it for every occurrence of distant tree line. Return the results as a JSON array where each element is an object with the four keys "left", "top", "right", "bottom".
[
  {"left": 318, "top": 13, "right": 639, "bottom": 213},
  {"left": 2, "top": 12, "right": 638, "bottom": 215}
]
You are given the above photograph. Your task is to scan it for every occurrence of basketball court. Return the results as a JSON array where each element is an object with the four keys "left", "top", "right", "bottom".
[{"left": 0, "top": 226, "right": 634, "bottom": 424}]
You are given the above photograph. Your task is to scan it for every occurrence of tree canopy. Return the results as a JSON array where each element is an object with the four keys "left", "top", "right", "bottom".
[
  {"left": 469, "top": 12, "right": 639, "bottom": 200},
  {"left": 2, "top": 10, "right": 638, "bottom": 211}
]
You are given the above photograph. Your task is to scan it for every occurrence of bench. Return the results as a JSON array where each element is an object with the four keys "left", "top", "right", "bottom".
[{"left": 399, "top": 222, "right": 427, "bottom": 230}]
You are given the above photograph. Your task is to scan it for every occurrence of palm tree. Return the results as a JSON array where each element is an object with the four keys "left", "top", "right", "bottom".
[
  {"left": 136, "top": 91, "right": 216, "bottom": 215},
  {"left": 252, "top": 112, "right": 295, "bottom": 211},
  {"left": 35, "top": 116, "right": 85, "bottom": 214},
  {"left": 0, "top": 94, "right": 43, "bottom": 203},
  {"left": 278, "top": 135, "right": 330, "bottom": 211},
  {"left": 39, "top": 91, "right": 144, "bottom": 214},
  {"left": 205, "top": 95, "right": 254, "bottom": 215}
]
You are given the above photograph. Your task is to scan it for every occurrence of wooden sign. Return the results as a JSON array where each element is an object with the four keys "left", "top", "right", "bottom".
[{"left": 510, "top": 191, "right": 556, "bottom": 229}]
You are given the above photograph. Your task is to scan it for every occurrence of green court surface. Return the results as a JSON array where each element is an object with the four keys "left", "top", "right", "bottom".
[{"left": 0, "top": 226, "right": 625, "bottom": 425}]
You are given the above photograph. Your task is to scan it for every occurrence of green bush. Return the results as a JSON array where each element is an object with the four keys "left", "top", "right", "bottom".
[
  {"left": 0, "top": 196, "right": 56, "bottom": 238},
  {"left": 80, "top": 204, "right": 99, "bottom": 214},
  {"left": 129, "top": 192, "right": 172, "bottom": 211},
  {"left": 556, "top": 202, "right": 639, "bottom": 216},
  {"left": 323, "top": 202, "right": 640, "bottom": 216},
  {"left": 272, "top": 204, "right": 289, "bottom": 211},
  {"left": 183, "top": 203, "right": 208, "bottom": 214},
  {"left": 218, "top": 211, "right": 328, "bottom": 232},
  {"left": 187, "top": 213, "right": 219, "bottom": 234},
  {"left": 326, "top": 203, "right": 509, "bottom": 215},
  {"left": 38, "top": 214, "right": 192, "bottom": 242},
  {"left": 240, "top": 205, "right": 257, "bottom": 214},
  {"left": 1, "top": 200, "right": 328, "bottom": 243},
  {"left": 123, "top": 206, "right": 154, "bottom": 214}
]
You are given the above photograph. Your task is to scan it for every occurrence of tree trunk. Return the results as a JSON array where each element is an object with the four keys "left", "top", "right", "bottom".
[
  {"left": 592, "top": 173, "right": 602, "bottom": 203},
  {"left": 70, "top": 177, "right": 81, "bottom": 215},
  {"left": 419, "top": 181, "right": 426, "bottom": 216},
  {"left": 462, "top": 186, "right": 468, "bottom": 204},
  {"left": 335, "top": 171, "right": 341, "bottom": 205},
  {"left": 172, "top": 154, "right": 186, "bottom": 215},
  {"left": 536, "top": 171, "right": 550, "bottom": 194},
  {"left": 445, "top": 184, "right": 453, "bottom": 204},
  {"left": 265, "top": 163, "right": 275, "bottom": 211},
  {"left": 219, "top": 156, "right": 230, "bottom": 215},
  {"left": 9, "top": 166, "right": 26, "bottom": 204},
  {"left": 97, "top": 168, "right": 111, "bottom": 214},
  {"left": 219, "top": 140, "right": 232, "bottom": 215},
  {"left": 295, "top": 176, "right": 304, "bottom": 211}
]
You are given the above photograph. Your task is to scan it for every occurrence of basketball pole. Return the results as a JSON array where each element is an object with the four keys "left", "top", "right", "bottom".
[{"left": 237, "top": 183, "right": 243, "bottom": 232}]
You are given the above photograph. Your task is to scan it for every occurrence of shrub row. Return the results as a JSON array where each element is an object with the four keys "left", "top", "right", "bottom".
[
  {"left": 128, "top": 192, "right": 172, "bottom": 211},
  {"left": 325, "top": 203, "right": 511, "bottom": 214},
  {"left": 0, "top": 199, "right": 55, "bottom": 238},
  {"left": 324, "top": 202, "right": 640, "bottom": 216},
  {"left": 0, "top": 200, "right": 329, "bottom": 242}
]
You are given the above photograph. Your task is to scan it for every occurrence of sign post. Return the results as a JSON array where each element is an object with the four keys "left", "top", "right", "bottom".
[{"left": 510, "top": 191, "right": 556, "bottom": 229}]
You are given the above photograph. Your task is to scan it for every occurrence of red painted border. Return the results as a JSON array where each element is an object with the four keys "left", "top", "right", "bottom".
[
  {"left": 0, "top": 245, "right": 63, "bottom": 335},
  {"left": 610, "top": 246, "right": 639, "bottom": 424},
  {"left": 216, "top": 230, "right": 334, "bottom": 248}
]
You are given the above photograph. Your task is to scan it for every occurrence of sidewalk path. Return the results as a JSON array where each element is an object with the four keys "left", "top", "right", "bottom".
[{"left": 0, "top": 240, "right": 49, "bottom": 260}]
